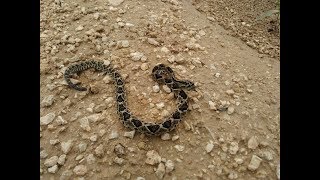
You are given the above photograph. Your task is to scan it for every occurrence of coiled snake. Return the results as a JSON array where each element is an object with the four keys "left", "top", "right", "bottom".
[{"left": 64, "top": 60, "right": 195, "bottom": 136}]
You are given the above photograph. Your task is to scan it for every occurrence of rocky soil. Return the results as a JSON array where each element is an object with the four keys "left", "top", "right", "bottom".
[{"left": 40, "top": 0, "right": 280, "bottom": 179}]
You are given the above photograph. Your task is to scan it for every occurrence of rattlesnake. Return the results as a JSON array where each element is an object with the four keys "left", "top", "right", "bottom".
[{"left": 64, "top": 60, "right": 195, "bottom": 136}]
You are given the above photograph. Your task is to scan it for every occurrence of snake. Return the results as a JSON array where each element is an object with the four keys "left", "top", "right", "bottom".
[{"left": 64, "top": 60, "right": 195, "bottom": 136}]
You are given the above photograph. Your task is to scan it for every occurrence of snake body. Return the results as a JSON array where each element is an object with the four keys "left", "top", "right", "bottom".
[{"left": 64, "top": 60, "right": 195, "bottom": 136}]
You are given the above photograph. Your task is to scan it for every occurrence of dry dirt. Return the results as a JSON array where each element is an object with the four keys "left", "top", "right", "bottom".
[{"left": 40, "top": 0, "right": 280, "bottom": 179}]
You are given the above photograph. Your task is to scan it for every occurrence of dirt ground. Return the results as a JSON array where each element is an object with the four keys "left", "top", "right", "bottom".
[{"left": 40, "top": 0, "right": 280, "bottom": 179}]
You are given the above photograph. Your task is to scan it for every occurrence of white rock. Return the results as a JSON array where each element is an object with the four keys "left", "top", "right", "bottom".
[
  {"left": 174, "top": 145, "right": 185, "bottom": 152},
  {"left": 48, "top": 165, "right": 58, "bottom": 173},
  {"left": 228, "top": 171, "right": 238, "bottom": 179},
  {"left": 90, "top": 135, "right": 98, "bottom": 142},
  {"left": 215, "top": 73, "right": 221, "bottom": 78},
  {"left": 228, "top": 142, "right": 239, "bottom": 155},
  {"left": 130, "top": 52, "right": 144, "bottom": 61},
  {"left": 171, "top": 135, "right": 179, "bottom": 141},
  {"left": 87, "top": 114, "right": 101, "bottom": 122},
  {"left": 40, "top": 113, "right": 56, "bottom": 125},
  {"left": 147, "top": 38, "right": 159, "bottom": 46},
  {"left": 120, "top": 40, "right": 129, "bottom": 48},
  {"left": 140, "top": 63, "right": 149, "bottom": 71},
  {"left": 162, "top": 85, "right": 171, "bottom": 93},
  {"left": 145, "top": 150, "right": 161, "bottom": 165},
  {"left": 199, "top": 30, "right": 206, "bottom": 36},
  {"left": 114, "top": 157, "right": 125, "bottom": 165},
  {"left": 208, "top": 101, "right": 217, "bottom": 110},
  {"left": 261, "top": 151, "right": 273, "bottom": 161},
  {"left": 103, "top": 76, "right": 112, "bottom": 84},
  {"left": 234, "top": 158, "right": 243, "bottom": 164},
  {"left": 60, "top": 170, "right": 73, "bottom": 180},
  {"left": 95, "top": 144, "right": 104, "bottom": 157},
  {"left": 41, "top": 95, "right": 55, "bottom": 107},
  {"left": 93, "top": 12, "right": 100, "bottom": 20},
  {"left": 165, "top": 160, "right": 174, "bottom": 173},
  {"left": 108, "top": 0, "right": 124, "bottom": 6},
  {"left": 227, "top": 106, "right": 235, "bottom": 115},
  {"left": 160, "top": 47, "right": 170, "bottom": 53},
  {"left": 205, "top": 142, "right": 214, "bottom": 153},
  {"left": 86, "top": 154, "right": 96, "bottom": 164},
  {"left": 73, "top": 165, "right": 87, "bottom": 176},
  {"left": 56, "top": 116, "right": 67, "bottom": 125},
  {"left": 61, "top": 140, "right": 73, "bottom": 154},
  {"left": 156, "top": 102, "right": 165, "bottom": 109},
  {"left": 160, "top": 133, "right": 171, "bottom": 140},
  {"left": 248, "top": 136, "right": 259, "bottom": 149},
  {"left": 109, "top": 130, "right": 119, "bottom": 139},
  {"left": 248, "top": 155, "right": 262, "bottom": 171},
  {"left": 75, "top": 25, "right": 84, "bottom": 31},
  {"left": 136, "top": 177, "right": 145, "bottom": 180},
  {"left": 226, "top": 89, "right": 235, "bottom": 95},
  {"left": 44, "top": 156, "right": 58, "bottom": 167},
  {"left": 40, "top": 150, "right": 48, "bottom": 159},
  {"left": 79, "top": 117, "right": 91, "bottom": 131},
  {"left": 75, "top": 155, "right": 84, "bottom": 161},
  {"left": 155, "top": 163, "right": 166, "bottom": 179},
  {"left": 58, "top": 154, "right": 67, "bottom": 165},
  {"left": 78, "top": 142, "right": 87, "bottom": 153},
  {"left": 153, "top": 85, "right": 160, "bottom": 93},
  {"left": 124, "top": 130, "right": 135, "bottom": 139},
  {"left": 50, "top": 139, "right": 60, "bottom": 145}
]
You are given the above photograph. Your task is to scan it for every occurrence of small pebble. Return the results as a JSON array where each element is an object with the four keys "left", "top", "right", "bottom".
[
  {"left": 165, "top": 160, "right": 174, "bottom": 173},
  {"left": 248, "top": 155, "right": 262, "bottom": 171},
  {"left": 234, "top": 157, "right": 243, "bottom": 164},
  {"left": 56, "top": 116, "right": 67, "bottom": 125},
  {"left": 174, "top": 145, "right": 185, "bottom": 152},
  {"left": 247, "top": 89, "right": 253, "bottom": 93},
  {"left": 140, "top": 63, "right": 149, "bottom": 71},
  {"left": 40, "top": 112, "right": 56, "bottom": 125},
  {"left": 208, "top": 101, "right": 217, "bottom": 110},
  {"left": 40, "top": 150, "right": 48, "bottom": 159},
  {"left": 124, "top": 130, "right": 135, "bottom": 139},
  {"left": 227, "top": 106, "right": 235, "bottom": 115},
  {"left": 205, "top": 141, "right": 214, "bottom": 153},
  {"left": 58, "top": 154, "right": 67, "bottom": 165},
  {"left": 145, "top": 150, "right": 161, "bottom": 165},
  {"left": 114, "top": 143, "right": 126, "bottom": 157},
  {"left": 215, "top": 73, "right": 221, "bottom": 78},
  {"left": 90, "top": 135, "right": 98, "bottom": 142},
  {"left": 153, "top": 85, "right": 160, "bottom": 93},
  {"left": 86, "top": 154, "right": 96, "bottom": 164},
  {"left": 95, "top": 144, "right": 104, "bottom": 157},
  {"left": 44, "top": 156, "right": 58, "bottom": 167},
  {"left": 162, "top": 85, "right": 171, "bottom": 93},
  {"left": 136, "top": 177, "right": 145, "bottom": 180},
  {"left": 79, "top": 117, "right": 91, "bottom": 131},
  {"left": 147, "top": 38, "right": 160, "bottom": 46},
  {"left": 171, "top": 135, "right": 179, "bottom": 141},
  {"left": 248, "top": 136, "right": 259, "bottom": 149},
  {"left": 228, "top": 142, "right": 239, "bottom": 155},
  {"left": 50, "top": 139, "right": 59, "bottom": 145},
  {"left": 40, "top": 95, "right": 55, "bottom": 108},
  {"left": 75, "top": 155, "right": 83, "bottom": 161},
  {"left": 109, "top": 130, "right": 119, "bottom": 140},
  {"left": 78, "top": 142, "right": 87, "bottom": 153},
  {"left": 226, "top": 89, "right": 235, "bottom": 95},
  {"left": 228, "top": 171, "right": 238, "bottom": 179},
  {"left": 73, "top": 165, "right": 87, "bottom": 176},
  {"left": 161, "top": 47, "right": 170, "bottom": 53},
  {"left": 75, "top": 25, "right": 84, "bottom": 31},
  {"left": 155, "top": 163, "right": 166, "bottom": 179},
  {"left": 156, "top": 102, "right": 165, "bottom": 109},
  {"left": 113, "top": 157, "right": 125, "bottom": 165},
  {"left": 48, "top": 165, "right": 58, "bottom": 173},
  {"left": 160, "top": 133, "right": 171, "bottom": 140},
  {"left": 130, "top": 52, "right": 144, "bottom": 61},
  {"left": 61, "top": 140, "right": 73, "bottom": 154},
  {"left": 108, "top": 0, "right": 124, "bottom": 6}
]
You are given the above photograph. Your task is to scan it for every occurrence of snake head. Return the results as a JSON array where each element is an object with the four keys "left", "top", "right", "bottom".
[{"left": 185, "top": 80, "right": 196, "bottom": 91}]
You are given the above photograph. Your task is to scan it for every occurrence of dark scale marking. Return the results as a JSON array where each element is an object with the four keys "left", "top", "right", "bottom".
[
  {"left": 118, "top": 103, "right": 126, "bottom": 111},
  {"left": 162, "top": 120, "right": 172, "bottom": 128},
  {"left": 117, "top": 95, "right": 124, "bottom": 102},
  {"left": 179, "top": 102, "right": 188, "bottom": 111},
  {"left": 172, "top": 111, "right": 181, "bottom": 119},
  {"left": 117, "top": 79, "right": 124, "bottom": 85},
  {"left": 132, "top": 119, "right": 143, "bottom": 127},
  {"left": 117, "top": 87, "right": 124, "bottom": 94},
  {"left": 155, "top": 74, "right": 162, "bottom": 79},
  {"left": 147, "top": 124, "right": 160, "bottom": 133},
  {"left": 122, "top": 112, "right": 130, "bottom": 121},
  {"left": 164, "top": 78, "right": 173, "bottom": 84},
  {"left": 179, "top": 90, "right": 187, "bottom": 99},
  {"left": 166, "top": 67, "right": 173, "bottom": 73}
]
